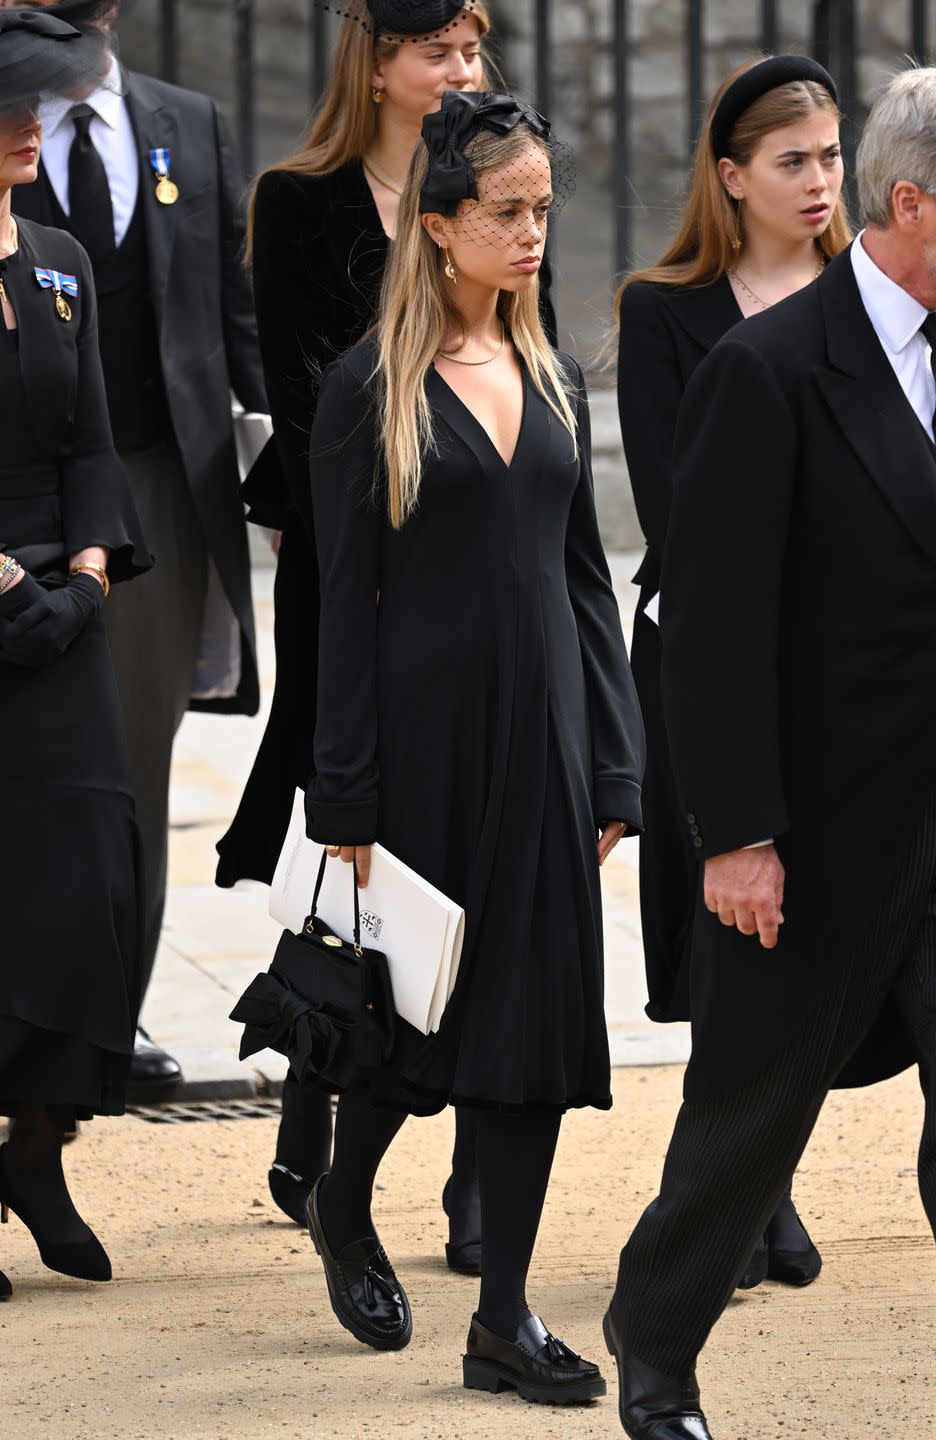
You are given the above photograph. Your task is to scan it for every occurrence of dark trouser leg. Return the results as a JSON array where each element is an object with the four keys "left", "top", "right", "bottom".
[
  {"left": 317, "top": 1089, "right": 407, "bottom": 1253},
  {"left": 476, "top": 1109, "right": 562, "bottom": 1339},
  {"left": 894, "top": 892, "right": 936, "bottom": 1236},
  {"left": 616, "top": 799, "right": 936, "bottom": 1376},
  {"left": 105, "top": 443, "right": 208, "bottom": 997}
]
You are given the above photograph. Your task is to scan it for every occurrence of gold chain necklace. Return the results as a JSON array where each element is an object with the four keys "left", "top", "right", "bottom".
[
  {"left": 362, "top": 157, "right": 404, "bottom": 197},
  {"left": 0, "top": 217, "right": 17, "bottom": 304},
  {"left": 730, "top": 256, "right": 825, "bottom": 310},
  {"left": 438, "top": 322, "right": 506, "bottom": 367}
]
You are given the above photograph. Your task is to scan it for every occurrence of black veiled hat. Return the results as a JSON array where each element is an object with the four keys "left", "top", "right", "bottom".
[
  {"left": 0, "top": 8, "right": 112, "bottom": 106},
  {"left": 309, "top": 0, "right": 480, "bottom": 42}
]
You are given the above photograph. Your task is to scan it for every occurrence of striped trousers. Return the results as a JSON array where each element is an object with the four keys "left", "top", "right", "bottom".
[{"left": 613, "top": 799, "right": 936, "bottom": 1376}]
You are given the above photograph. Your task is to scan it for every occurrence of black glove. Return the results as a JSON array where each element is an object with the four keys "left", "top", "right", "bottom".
[{"left": 0, "top": 571, "right": 105, "bottom": 668}]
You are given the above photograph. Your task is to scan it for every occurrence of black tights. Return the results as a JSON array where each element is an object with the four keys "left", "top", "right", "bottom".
[
  {"left": 3, "top": 1104, "right": 90, "bottom": 1244},
  {"left": 317, "top": 1090, "right": 561, "bottom": 1340}
]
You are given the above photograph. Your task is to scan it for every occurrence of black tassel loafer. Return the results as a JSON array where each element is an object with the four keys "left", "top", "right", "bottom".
[
  {"left": 305, "top": 1175, "right": 412, "bottom": 1351},
  {"left": 463, "top": 1314, "right": 607, "bottom": 1405},
  {"left": 603, "top": 1300, "right": 713, "bottom": 1439}
]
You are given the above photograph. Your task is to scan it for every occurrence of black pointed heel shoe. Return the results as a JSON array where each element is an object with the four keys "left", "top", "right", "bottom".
[
  {"left": 305, "top": 1175, "right": 412, "bottom": 1351},
  {"left": 0, "top": 1269, "right": 11, "bottom": 1300},
  {"left": 736, "top": 1232, "right": 768, "bottom": 1290},
  {"left": 602, "top": 1302, "right": 713, "bottom": 1440},
  {"left": 442, "top": 1175, "right": 481, "bottom": 1276},
  {"left": 766, "top": 1195, "right": 822, "bottom": 1286},
  {"left": 463, "top": 1314, "right": 606, "bottom": 1406},
  {"left": 0, "top": 1144, "right": 111, "bottom": 1283}
]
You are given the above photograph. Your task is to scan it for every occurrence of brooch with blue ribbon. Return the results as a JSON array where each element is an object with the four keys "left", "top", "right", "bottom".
[
  {"left": 34, "top": 267, "right": 78, "bottom": 323},
  {"left": 149, "top": 147, "right": 178, "bottom": 206}
]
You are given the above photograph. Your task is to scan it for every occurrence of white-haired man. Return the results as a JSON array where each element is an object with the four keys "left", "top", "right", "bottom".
[{"left": 605, "top": 65, "right": 936, "bottom": 1439}]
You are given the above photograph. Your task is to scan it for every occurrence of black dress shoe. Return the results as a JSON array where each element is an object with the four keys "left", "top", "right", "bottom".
[
  {"left": 442, "top": 1174, "right": 481, "bottom": 1276},
  {"left": 736, "top": 1232, "right": 768, "bottom": 1290},
  {"left": 268, "top": 1163, "right": 315, "bottom": 1227},
  {"left": 126, "top": 1027, "right": 183, "bottom": 1102},
  {"left": 603, "top": 1301, "right": 713, "bottom": 1439},
  {"left": 766, "top": 1195, "right": 822, "bottom": 1286},
  {"left": 464, "top": 1313, "right": 606, "bottom": 1405},
  {"left": 305, "top": 1175, "right": 412, "bottom": 1351},
  {"left": 0, "top": 1269, "right": 11, "bottom": 1300},
  {"left": 0, "top": 1144, "right": 111, "bottom": 1283}
]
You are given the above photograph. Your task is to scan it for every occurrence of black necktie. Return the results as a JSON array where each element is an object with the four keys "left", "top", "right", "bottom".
[
  {"left": 920, "top": 312, "right": 936, "bottom": 436},
  {"left": 67, "top": 104, "right": 115, "bottom": 262}
]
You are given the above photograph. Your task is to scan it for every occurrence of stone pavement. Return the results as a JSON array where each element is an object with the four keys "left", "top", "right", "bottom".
[{"left": 141, "top": 551, "right": 689, "bottom": 1100}]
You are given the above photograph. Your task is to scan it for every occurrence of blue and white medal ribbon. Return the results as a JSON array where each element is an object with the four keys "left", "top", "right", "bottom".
[
  {"left": 34, "top": 266, "right": 78, "bottom": 321},
  {"left": 149, "top": 147, "right": 178, "bottom": 205}
]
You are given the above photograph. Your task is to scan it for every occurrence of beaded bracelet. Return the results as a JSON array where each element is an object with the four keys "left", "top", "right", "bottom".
[{"left": 0, "top": 558, "right": 22, "bottom": 595}]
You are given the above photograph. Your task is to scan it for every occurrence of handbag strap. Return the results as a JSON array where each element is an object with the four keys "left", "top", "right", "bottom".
[{"left": 309, "top": 847, "right": 364, "bottom": 955}]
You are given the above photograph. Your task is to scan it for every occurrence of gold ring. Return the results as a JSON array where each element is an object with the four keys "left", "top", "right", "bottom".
[{"left": 325, "top": 844, "right": 341, "bottom": 857}]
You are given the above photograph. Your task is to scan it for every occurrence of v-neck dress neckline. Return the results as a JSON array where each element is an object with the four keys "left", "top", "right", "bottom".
[{"left": 430, "top": 356, "right": 529, "bottom": 473}]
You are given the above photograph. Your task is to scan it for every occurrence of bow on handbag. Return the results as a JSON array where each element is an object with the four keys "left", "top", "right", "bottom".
[
  {"left": 231, "top": 971, "right": 350, "bottom": 1087},
  {"left": 419, "top": 90, "right": 551, "bottom": 216}
]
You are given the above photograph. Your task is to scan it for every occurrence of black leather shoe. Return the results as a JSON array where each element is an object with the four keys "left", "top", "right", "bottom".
[
  {"left": 0, "top": 1145, "right": 111, "bottom": 1283},
  {"left": 766, "top": 1196, "right": 822, "bottom": 1287},
  {"left": 268, "top": 1163, "right": 315, "bottom": 1227},
  {"left": 736, "top": 1232, "right": 768, "bottom": 1290},
  {"left": 464, "top": 1313, "right": 606, "bottom": 1405},
  {"left": 603, "top": 1301, "right": 713, "bottom": 1439},
  {"left": 305, "top": 1175, "right": 412, "bottom": 1351},
  {"left": 0, "top": 1269, "right": 11, "bottom": 1300},
  {"left": 442, "top": 1174, "right": 481, "bottom": 1276},
  {"left": 126, "top": 1027, "right": 183, "bottom": 1102}
]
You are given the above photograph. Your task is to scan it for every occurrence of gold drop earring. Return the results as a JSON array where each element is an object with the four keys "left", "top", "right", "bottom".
[
  {"left": 372, "top": 86, "right": 384, "bottom": 105},
  {"left": 731, "top": 198, "right": 743, "bottom": 253},
  {"left": 443, "top": 247, "right": 458, "bottom": 283}
]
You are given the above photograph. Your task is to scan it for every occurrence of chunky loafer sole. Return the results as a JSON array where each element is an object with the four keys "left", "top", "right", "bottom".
[
  {"left": 463, "top": 1353, "right": 606, "bottom": 1405},
  {"left": 305, "top": 1183, "right": 412, "bottom": 1353}
]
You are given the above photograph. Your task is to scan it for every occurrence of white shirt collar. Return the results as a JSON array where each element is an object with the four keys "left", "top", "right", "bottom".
[
  {"left": 41, "top": 54, "right": 124, "bottom": 140},
  {"left": 851, "top": 229, "right": 929, "bottom": 354}
]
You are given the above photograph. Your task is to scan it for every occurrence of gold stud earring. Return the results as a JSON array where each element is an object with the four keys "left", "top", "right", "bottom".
[
  {"left": 443, "top": 247, "right": 458, "bottom": 283},
  {"left": 371, "top": 86, "right": 384, "bottom": 105}
]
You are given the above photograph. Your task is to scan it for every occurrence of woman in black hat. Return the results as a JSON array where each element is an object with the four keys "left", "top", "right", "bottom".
[
  {"left": 217, "top": 0, "right": 555, "bottom": 1272},
  {"left": 615, "top": 54, "right": 851, "bottom": 1290},
  {"left": 0, "top": 8, "right": 150, "bottom": 1300},
  {"left": 301, "top": 87, "right": 641, "bottom": 1404}
]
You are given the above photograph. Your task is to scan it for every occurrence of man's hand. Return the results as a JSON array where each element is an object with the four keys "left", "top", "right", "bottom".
[{"left": 704, "top": 844, "right": 785, "bottom": 950}]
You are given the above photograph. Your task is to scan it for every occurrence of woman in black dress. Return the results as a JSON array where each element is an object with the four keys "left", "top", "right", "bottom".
[
  {"left": 616, "top": 54, "right": 850, "bottom": 1288},
  {"left": 302, "top": 90, "right": 643, "bottom": 1405},
  {"left": 0, "top": 11, "right": 150, "bottom": 1300},
  {"left": 218, "top": 0, "right": 554, "bottom": 1264}
]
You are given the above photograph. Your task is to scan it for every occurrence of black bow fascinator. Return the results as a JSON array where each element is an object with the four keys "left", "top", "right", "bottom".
[
  {"left": 0, "top": 7, "right": 114, "bottom": 106},
  {"left": 308, "top": 0, "right": 479, "bottom": 42}
]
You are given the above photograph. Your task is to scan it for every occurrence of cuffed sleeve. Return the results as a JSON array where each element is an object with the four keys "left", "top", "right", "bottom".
[{"left": 565, "top": 361, "right": 645, "bottom": 833}]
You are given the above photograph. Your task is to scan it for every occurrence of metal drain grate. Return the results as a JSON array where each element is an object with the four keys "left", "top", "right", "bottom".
[{"left": 129, "top": 1098, "right": 284, "bottom": 1124}]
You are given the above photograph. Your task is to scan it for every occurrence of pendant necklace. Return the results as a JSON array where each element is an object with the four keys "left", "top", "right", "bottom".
[
  {"left": 0, "top": 218, "right": 18, "bottom": 303},
  {"left": 730, "top": 255, "right": 825, "bottom": 310},
  {"left": 363, "top": 157, "right": 404, "bottom": 197},
  {"left": 438, "top": 321, "right": 505, "bottom": 366}
]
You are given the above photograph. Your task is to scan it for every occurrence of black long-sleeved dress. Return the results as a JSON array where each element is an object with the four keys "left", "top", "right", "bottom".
[
  {"left": 0, "top": 219, "right": 151, "bottom": 1120},
  {"left": 216, "top": 161, "right": 559, "bottom": 888},
  {"left": 304, "top": 341, "right": 644, "bottom": 1113}
]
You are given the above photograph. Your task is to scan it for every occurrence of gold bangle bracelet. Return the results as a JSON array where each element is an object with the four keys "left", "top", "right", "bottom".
[{"left": 69, "top": 562, "right": 110, "bottom": 598}]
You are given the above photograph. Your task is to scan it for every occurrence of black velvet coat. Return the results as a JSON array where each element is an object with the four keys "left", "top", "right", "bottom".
[
  {"left": 216, "top": 161, "right": 558, "bottom": 887},
  {"left": 661, "top": 249, "right": 928, "bottom": 1102},
  {"left": 304, "top": 342, "right": 643, "bottom": 1111},
  {"left": 617, "top": 276, "right": 742, "bottom": 1023},
  {"left": 14, "top": 70, "right": 267, "bottom": 714}
]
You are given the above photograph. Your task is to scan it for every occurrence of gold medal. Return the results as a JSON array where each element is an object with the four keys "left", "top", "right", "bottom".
[
  {"left": 155, "top": 177, "right": 179, "bottom": 205},
  {"left": 54, "top": 291, "right": 72, "bottom": 322}
]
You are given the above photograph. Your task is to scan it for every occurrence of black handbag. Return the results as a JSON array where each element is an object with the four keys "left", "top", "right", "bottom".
[{"left": 230, "top": 851, "right": 396, "bottom": 1091}]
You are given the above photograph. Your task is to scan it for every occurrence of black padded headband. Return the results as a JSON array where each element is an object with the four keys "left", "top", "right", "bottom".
[{"left": 710, "top": 54, "right": 838, "bottom": 160}]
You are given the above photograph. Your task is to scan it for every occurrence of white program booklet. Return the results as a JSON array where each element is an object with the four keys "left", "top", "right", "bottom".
[{"left": 270, "top": 789, "right": 465, "bottom": 1036}]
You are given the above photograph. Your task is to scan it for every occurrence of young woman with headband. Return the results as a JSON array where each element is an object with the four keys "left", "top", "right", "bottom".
[
  {"left": 216, "top": 1, "right": 552, "bottom": 1269},
  {"left": 616, "top": 53, "right": 851, "bottom": 1290},
  {"left": 302, "top": 88, "right": 643, "bottom": 1404}
]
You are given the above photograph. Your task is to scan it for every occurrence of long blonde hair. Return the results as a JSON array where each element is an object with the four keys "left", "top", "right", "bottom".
[
  {"left": 614, "top": 56, "right": 852, "bottom": 314},
  {"left": 375, "top": 125, "right": 576, "bottom": 530},
  {"left": 245, "top": 3, "right": 493, "bottom": 261}
]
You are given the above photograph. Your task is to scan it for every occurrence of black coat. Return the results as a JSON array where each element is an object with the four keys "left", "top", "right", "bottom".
[
  {"left": 661, "top": 248, "right": 929, "bottom": 1102},
  {"left": 14, "top": 69, "right": 267, "bottom": 715},
  {"left": 617, "top": 276, "right": 742, "bottom": 1022},
  {"left": 216, "top": 161, "right": 559, "bottom": 885},
  {"left": 304, "top": 341, "right": 643, "bottom": 1111}
]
